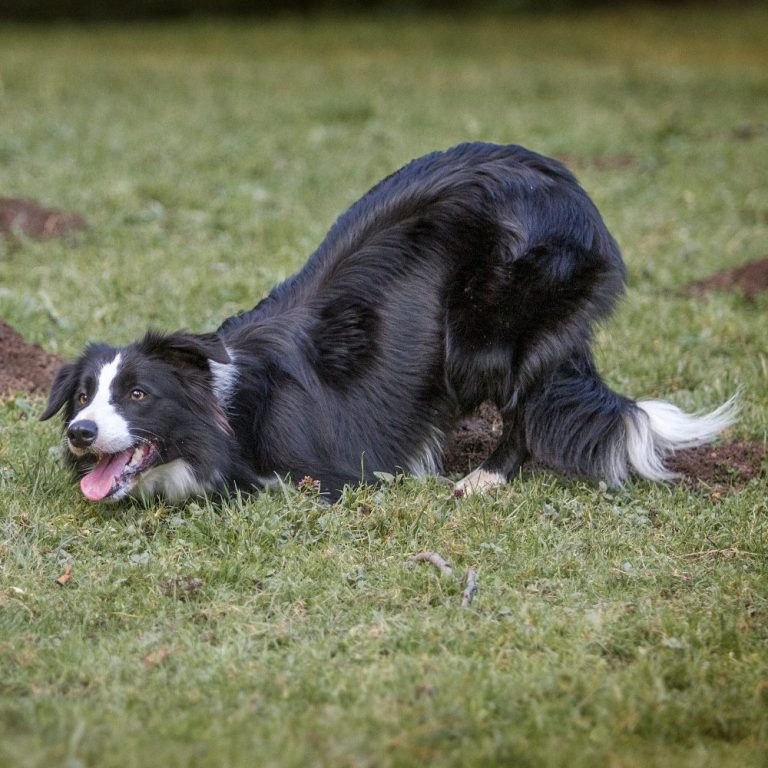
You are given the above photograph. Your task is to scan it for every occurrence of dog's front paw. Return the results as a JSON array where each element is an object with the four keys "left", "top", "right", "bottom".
[{"left": 454, "top": 468, "right": 505, "bottom": 497}]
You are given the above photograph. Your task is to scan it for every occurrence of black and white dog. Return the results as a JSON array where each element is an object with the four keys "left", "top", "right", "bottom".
[{"left": 41, "top": 143, "right": 734, "bottom": 503}]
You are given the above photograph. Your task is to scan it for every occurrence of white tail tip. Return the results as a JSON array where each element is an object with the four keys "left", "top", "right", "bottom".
[{"left": 625, "top": 394, "right": 738, "bottom": 482}]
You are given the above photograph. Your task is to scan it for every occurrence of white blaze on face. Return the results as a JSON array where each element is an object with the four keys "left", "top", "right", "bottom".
[{"left": 72, "top": 353, "right": 133, "bottom": 454}]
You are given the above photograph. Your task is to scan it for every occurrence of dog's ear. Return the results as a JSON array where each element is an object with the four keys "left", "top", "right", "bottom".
[
  {"left": 40, "top": 362, "right": 77, "bottom": 421},
  {"left": 140, "top": 330, "right": 230, "bottom": 369}
]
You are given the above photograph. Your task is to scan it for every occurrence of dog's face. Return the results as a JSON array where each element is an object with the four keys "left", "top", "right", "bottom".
[{"left": 41, "top": 331, "right": 232, "bottom": 502}]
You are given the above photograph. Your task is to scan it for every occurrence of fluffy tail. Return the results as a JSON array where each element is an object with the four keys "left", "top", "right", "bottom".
[
  {"left": 624, "top": 397, "right": 738, "bottom": 481},
  {"left": 523, "top": 358, "right": 738, "bottom": 485}
]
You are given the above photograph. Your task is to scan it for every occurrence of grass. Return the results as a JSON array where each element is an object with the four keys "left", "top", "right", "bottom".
[{"left": 1, "top": 5, "right": 768, "bottom": 766}]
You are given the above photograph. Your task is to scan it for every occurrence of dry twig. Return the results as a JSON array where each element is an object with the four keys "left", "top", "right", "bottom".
[
  {"left": 410, "top": 551, "right": 453, "bottom": 577},
  {"left": 675, "top": 547, "right": 760, "bottom": 560},
  {"left": 410, "top": 552, "right": 480, "bottom": 607},
  {"left": 462, "top": 567, "right": 478, "bottom": 607}
]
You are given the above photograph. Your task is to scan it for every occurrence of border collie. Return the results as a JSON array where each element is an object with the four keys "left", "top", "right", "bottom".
[{"left": 41, "top": 143, "right": 735, "bottom": 503}]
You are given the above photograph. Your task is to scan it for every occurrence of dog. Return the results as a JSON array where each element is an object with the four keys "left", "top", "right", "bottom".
[{"left": 41, "top": 142, "right": 735, "bottom": 503}]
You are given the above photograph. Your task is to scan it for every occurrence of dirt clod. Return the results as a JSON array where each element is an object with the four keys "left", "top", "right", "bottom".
[
  {"left": 668, "top": 441, "right": 766, "bottom": 489},
  {"left": 0, "top": 198, "right": 87, "bottom": 240},
  {"left": 443, "top": 401, "right": 503, "bottom": 476},
  {"left": 0, "top": 319, "right": 63, "bottom": 400},
  {"left": 685, "top": 257, "right": 768, "bottom": 300}
]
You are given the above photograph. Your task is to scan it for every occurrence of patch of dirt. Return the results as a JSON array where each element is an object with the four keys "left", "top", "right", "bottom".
[
  {"left": 444, "top": 402, "right": 503, "bottom": 476},
  {"left": 0, "top": 319, "right": 63, "bottom": 400},
  {"left": 707, "top": 122, "right": 768, "bottom": 142},
  {"left": 728, "top": 123, "right": 768, "bottom": 141},
  {"left": 668, "top": 441, "right": 766, "bottom": 490},
  {"left": 0, "top": 198, "right": 87, "bottom": 239},
  {"left": 685, "top": 257, "right": 768, "bottom": 300}
]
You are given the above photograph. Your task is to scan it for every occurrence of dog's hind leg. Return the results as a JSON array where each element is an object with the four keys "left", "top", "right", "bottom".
[{"left": 455, "top": 408, "right": 529, "bottom": 496}]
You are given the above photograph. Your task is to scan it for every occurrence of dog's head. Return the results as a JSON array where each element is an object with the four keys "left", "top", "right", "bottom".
[{"left": 41, "top": 330, "right": 232, "bottom": 502}]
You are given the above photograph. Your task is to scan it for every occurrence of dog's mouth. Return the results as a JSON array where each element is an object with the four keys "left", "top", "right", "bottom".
[{"left": 80, "top": 443, "right": 159, "bottom": 501}]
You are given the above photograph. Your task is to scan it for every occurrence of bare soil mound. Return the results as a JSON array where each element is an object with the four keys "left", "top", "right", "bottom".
[
  {"left": 0, "top": 319, "right": 63, "bottom": 400},
  {"left": 668, "top": 441, "right": 766, "bottom": 490},
  {"left": 685, "top": 257, "right": 768, "bottom": 300},
  {"left": 0, "top": 198, "right": 87, "bottom": 239},
  {"left": 443, "top": 401, "right": 503, "bottom": 476}
]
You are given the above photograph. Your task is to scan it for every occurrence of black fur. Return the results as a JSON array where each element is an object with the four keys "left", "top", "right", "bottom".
[{"left": 43, "top": 142, "right": 715, "bottom": 502}]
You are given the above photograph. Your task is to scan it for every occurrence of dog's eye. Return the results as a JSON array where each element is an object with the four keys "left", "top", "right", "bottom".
[
  {"left": 130, "top": 388, "right": 147, "bottom": 401},
  {"left": 77, "top": 392, "right": 88, "bottom": 406}
]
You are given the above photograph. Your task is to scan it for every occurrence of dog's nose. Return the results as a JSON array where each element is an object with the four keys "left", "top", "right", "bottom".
[{"left": 67, "top": 420, "right": 98, "bottom": 449}]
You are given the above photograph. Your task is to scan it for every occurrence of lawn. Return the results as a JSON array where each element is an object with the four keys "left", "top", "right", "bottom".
[{"left": 1, "top": 5, "right": 767, "bottom": 767}]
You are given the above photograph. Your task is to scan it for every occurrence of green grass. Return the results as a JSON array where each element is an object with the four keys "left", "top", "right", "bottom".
[{"left": 1, "top": 6, "right": 768, "bottom": 766}]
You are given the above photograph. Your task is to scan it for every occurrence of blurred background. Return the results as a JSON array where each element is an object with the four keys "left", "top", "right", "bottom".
[{"left": 0, "top": 0, "right": 750, "bottom": 21}]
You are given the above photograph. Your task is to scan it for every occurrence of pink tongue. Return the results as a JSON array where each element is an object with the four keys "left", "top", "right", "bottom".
[{"left": 80, "top": 450, "right": 134, "bottom": 501}]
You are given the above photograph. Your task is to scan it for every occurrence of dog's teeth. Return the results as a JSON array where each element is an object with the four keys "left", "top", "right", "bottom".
[{"left": 128, "top": 445, "right": 145, "bottom": 468}]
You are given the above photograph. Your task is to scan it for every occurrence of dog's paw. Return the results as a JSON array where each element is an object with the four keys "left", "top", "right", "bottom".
[{"left": 454, "top": 468, "right": 506, "bottom": 497}]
